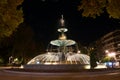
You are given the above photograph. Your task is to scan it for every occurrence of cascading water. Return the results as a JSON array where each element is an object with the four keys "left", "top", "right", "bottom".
[{"left": 27, "top": 15, "right": 90, "bottom": 65}]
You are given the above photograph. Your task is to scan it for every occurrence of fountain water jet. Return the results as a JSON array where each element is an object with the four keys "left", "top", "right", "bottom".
[{"left": 23, "top": 15, "right": 90, "bottom": 71}]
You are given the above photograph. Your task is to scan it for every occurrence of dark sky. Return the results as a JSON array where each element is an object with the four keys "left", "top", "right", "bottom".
[{"left": 23, "top": 0, "right": 120, "bottom": 46}]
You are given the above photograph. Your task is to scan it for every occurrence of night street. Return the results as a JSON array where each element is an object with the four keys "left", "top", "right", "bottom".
[
  {"left": 0, "top": 67, "right": 120, "bottom": 80},
  {"left": 0, "top": 0, "right": 120, "bottom": 80}
]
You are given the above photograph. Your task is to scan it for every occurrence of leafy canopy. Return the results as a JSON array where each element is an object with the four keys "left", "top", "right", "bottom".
[
  {"left": 78, "top": 0, "right": 120, "bottom": 19},
  {"left": 0, "top": 0, "right": 23, "bottom": 40}
]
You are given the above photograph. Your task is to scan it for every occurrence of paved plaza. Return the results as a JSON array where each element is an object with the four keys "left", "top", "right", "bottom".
[{"left": 0, "top": 67, "right": 120, "bottom": 80}]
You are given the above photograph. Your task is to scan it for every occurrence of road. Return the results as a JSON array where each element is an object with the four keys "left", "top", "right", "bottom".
[{"left": 0, "top": 67, "right": 120, "bottom": 80}]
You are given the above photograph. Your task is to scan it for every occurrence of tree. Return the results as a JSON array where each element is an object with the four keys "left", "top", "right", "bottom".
[
  {"left": 78, "top": 0, "right": 120, "bottom": 19},
  {"left": 10, "top": 22, "right": 37, "bottom": 64},
  {"left": 90, "top": 48, "right": 98, "bottom": 69},
  {"left": 0, "top": 0, "right": 23, "bottom": 40}
]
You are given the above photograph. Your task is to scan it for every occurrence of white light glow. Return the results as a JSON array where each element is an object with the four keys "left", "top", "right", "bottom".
[
  {"left": 44, "top": 62, "right": 51, "bottom": 65},
  {"left": 107, "top": 52, "right": 116, "bottom": 57},
  {"left": 105, "top": 50, "right": 109, "bottom": 53},
  {"left": 84, "top": 64, "right": 107, "bottom": 69},
  {"left": 95, "top": 64, "right": 107, "bottom": 69},
  {"left": 36, "top": 61, "right": 40, "bottom": 64},
  {"left": 20, "top": 65, "right": 24, "bottom": 69},
  {"left": 44, "top": 62, "right": 58, "bottom": 65}
]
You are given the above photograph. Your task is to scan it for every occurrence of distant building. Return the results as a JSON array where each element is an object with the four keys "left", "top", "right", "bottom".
[{"left": 99, "top": 30, "right": 120, "bottom": 61}]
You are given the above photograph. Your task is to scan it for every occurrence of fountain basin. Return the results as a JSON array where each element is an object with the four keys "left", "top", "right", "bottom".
[{"left": 23, "top": 64, "right": 89, "bottom": 72}]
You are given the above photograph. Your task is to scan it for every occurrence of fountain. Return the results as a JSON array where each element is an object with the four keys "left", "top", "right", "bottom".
[{"left": 23, "top": 15, "right": 90, "bottom": 71}]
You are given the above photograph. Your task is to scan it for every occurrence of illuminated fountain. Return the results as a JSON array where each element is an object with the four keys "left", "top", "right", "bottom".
[{"left": 23, "top": 15, "right": 90, "bottom": 71}]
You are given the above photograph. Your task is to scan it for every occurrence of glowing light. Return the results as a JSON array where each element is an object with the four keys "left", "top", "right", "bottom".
[
  {"left": 44, "top": 62, "right": 58, "bottom": 65},
  {"left": 108, "top": 62, "right": 112, "bottom": 66},
  {"left": 77, "top": 50, "right": 81, "bottom": 53},
  {"left": 59, "top": 34, "right": 66, "bottom": 40},
  {"left": 84, "top": 64, "right": 107, "bottom": 69},
  {"left": 36, "top": 61, "right": 40, "bottom": 64},
  {"left": 95, "top": 64, "right": 107, "bottom": 69},
  {"left": 44, "top": 62, "right": 51, "bottom": 65},
  {"left": 58, "top": 28, "right": 68, "bottom": 32},
  {"left": 84, "top": 65, "right": 90, "bottom": 69},
  {"left": 105, "top": 50, "right": 109, "bottom": 53},
  {"left": 20, "top": 65, "right": 24, "bottom": 68},
  {"left": 50, "top": 40, "right": 76, "bottom": 46},
  {"left": 107, "top": 52, "right": 116, "bottom": 57},
  {"left": 14, "top": 58, "right": 18, "bottom": 62},
  {"left": 52, "top": 62, "right": 58, "bottom": 65}
]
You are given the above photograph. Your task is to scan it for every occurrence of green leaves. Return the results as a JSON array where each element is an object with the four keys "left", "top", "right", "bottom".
[
  {"left": 78, "top": 0, "right": 105, "bottom": 18},
  {"left": 78, "top": 0, "right": 120, "bottom": 19},
  {"left": 106, "top": 0, "right": 120, "bottom": 19},
  {"left": 0, "top": 0, "right": 23, "bottom": 40}
]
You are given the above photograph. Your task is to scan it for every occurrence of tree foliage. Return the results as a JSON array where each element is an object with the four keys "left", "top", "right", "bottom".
[
  {"left": 11, "top": 23, "right": 37, "bottom": 64},
  {"left": 78, "top": 0, "right": 120, "bottom": 19},
  {"left": 90, "top": 48, "right": 98, "bottom": 69},
  {"left": 0, "top": 0, "right": 23, "bottom": 40}
]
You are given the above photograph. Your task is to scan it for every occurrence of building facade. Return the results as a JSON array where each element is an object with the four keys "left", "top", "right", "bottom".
[{"left": 99, "top": 30, "right": 120, "bottom": 61}]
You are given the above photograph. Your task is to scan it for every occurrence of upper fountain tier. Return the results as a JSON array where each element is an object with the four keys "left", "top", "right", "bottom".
[
  {"left": 50, "top": 15, "right": 76, "bottom": 47},
  {"left": 57, "top": 15, "right": 68, "bottom": 33}
]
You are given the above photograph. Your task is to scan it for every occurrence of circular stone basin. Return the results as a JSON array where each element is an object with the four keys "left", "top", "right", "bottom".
[{"left": 23, "top": 64, "right": 89, "bottom": 72}]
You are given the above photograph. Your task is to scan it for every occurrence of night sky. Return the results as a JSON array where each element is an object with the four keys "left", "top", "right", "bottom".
[{"left": 23, "top": 0, "right": 120, "bottom": 46}]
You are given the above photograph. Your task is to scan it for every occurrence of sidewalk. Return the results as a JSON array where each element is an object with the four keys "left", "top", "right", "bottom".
[{"left": 0, "top": 66, "right": 20, "bottom": 69}]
